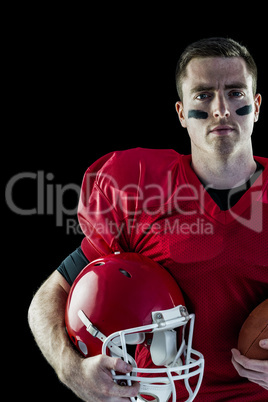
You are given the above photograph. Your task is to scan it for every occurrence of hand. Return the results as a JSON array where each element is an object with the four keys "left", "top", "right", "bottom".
[
  {"left": 69, "top": 354, "right": 140, "bottom": 401},
  {"left": 231, "top": 340, "right": 268, "bottom": 390}
]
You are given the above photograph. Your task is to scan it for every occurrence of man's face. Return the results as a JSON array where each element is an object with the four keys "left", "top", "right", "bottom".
[{"left": 176, "top": 57, "right": 261, "bottom": 157}]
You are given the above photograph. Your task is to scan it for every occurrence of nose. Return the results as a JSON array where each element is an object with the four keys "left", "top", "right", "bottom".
[{"left": 212, "top": 93, "right": 230, "bottom": 119}]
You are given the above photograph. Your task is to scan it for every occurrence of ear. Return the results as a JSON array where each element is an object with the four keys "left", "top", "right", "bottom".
[
  {"left": 175, "top": 101, "right": 187, "bottom": 128},
  {"left": 254, "top": 93, "right": 262, "bottom": 122}
]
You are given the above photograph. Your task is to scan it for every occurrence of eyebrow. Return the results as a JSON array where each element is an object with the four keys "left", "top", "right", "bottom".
[{"left": 190, "top": 82, "right": 248, "bottom": 94}]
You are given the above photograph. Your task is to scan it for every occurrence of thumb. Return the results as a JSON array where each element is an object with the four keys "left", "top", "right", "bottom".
[
  {"left": 259, "top": 339, "right": 268, "bottom": 350},
  {"left": 103, "top": 356, "right": 133, "bottom": 374}
]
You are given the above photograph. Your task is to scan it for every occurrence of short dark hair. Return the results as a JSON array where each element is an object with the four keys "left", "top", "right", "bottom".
[{"left": 175, "top": 37, "right": 258, "bottom": 101}]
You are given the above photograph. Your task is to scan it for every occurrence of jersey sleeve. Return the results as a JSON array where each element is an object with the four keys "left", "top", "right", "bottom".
[
  {"left": 57, "top": 246, "right": 89, "bottom": 285},
  {"left": 77, "top": 149, "right": 140, "bottom": 261},
  {"left": 77, "top": 148, "right": 181, "bottom": 262}
]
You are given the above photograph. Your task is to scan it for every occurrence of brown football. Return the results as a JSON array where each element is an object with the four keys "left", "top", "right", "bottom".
[{"left": 238, "top": 299, "right": 268, "bottom": 360}]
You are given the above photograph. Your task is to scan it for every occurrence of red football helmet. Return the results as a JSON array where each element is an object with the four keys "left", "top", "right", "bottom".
[{"left": 65, "top": 252, "right": 204, "bottom": 402}]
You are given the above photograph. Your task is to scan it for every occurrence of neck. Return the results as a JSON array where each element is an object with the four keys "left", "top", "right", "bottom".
[{"left": 191, "top": 148, "right": 257, "bottom": 189}]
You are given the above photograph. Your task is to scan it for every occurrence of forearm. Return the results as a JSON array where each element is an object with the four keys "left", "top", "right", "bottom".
[
  {"left": 28, "top": 270, "right": 140, "bottom": 401},
  {"left": 28, "top": 271, "right": 81, "bottom": 383}
]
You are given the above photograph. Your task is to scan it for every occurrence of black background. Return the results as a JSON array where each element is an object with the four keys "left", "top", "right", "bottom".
[{"left": 4, "top": 7, "right": 267, "bottom": 400}]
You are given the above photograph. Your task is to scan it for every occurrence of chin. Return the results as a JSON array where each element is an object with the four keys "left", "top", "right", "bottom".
[{"left": 212, "top": 137, "right": 238, "bottom": 156}]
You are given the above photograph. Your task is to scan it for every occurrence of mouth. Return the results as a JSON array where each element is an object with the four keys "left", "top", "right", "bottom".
[{"left": 209, "top": 125, "right": 234, "bottom": 135}]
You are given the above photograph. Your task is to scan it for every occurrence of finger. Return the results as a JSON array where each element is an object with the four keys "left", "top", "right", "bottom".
[
  {"left": 232, "top": 356, "right": 267, "bottom": 383},
  {"left": 259, "top": 339, "right": 268, "bottom": 350},
  {"left": 101, "top": 356, "right": 140, "bottom": 398},
  {"left": 231, "top": 349, "right": 268, "bottom": 373},
  {"left": 109, "top": 379, "right": 140, "bottom": 398},
  {"left": 103, "top": 356, "right": 133, "bottom": 374},
  {"left": 231, "top": 349, "right": 248, "bottom": 367},
  {"left": 232, "top": 348, "right": 257, "bottom": 369},
  {"left": 249, "top": 378, "right": 268, "bottom": 389}
]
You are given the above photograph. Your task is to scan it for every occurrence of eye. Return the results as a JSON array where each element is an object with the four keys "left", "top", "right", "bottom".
[
  {"left": 229, "top": 90, "right": 244, "bottom": 98},
  {"left": 196, "top": 93, "right": 210, "bottom": 100}
]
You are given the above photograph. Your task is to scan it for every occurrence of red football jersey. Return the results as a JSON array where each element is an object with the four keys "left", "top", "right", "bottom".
[{"left": 78, "top": 148, "right": 268, "bottom": 401}]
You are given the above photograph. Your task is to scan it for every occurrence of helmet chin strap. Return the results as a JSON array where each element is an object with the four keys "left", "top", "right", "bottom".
[
  {"left": 78, "top": 309, "right": 136, "bottom": 366},
  {"left": 78, "top": 310, "right": 106, "bottom": 343}
]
